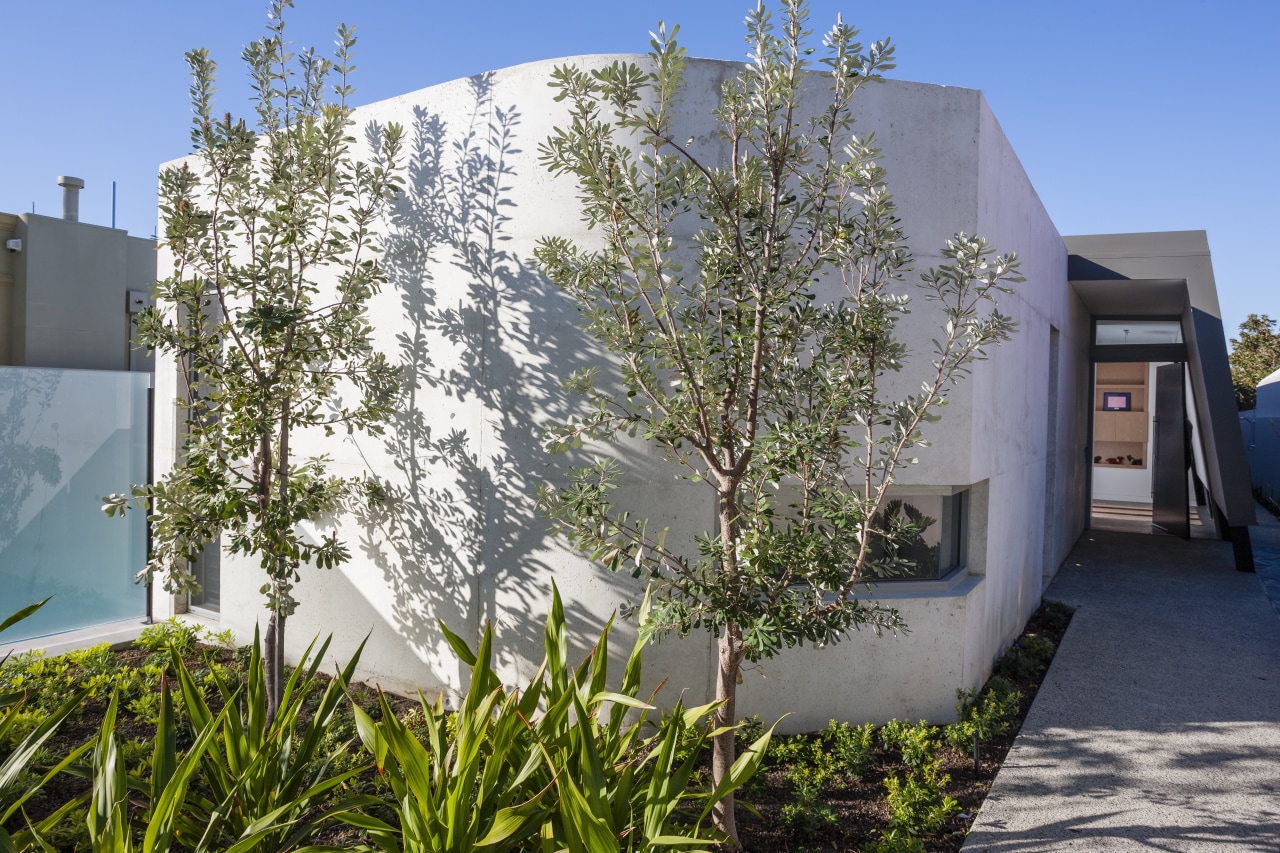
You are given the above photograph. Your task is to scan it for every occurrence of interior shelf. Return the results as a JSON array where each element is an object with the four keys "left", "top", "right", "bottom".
[{"left": 1093, "top": 362, "right": 1149, "bottom": 470}]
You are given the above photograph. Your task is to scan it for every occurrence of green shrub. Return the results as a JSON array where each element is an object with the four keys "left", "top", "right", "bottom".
[
  {"left": 769, "top": 733, "right": 815, "bottom": 766},
  {"left": 736, "top": 714, "right": 765, "bottom": 755},
  {"left": 63, "top": 629, "right": 373, "bottom": 852},
  {"left": 1, "top": 650, "right": 72, "bottom": 720},
  {"left": 1022, "top": 634, "right": 1056, "bottom": 668},
  {"left": 944, "top": 683, "right": 1022, "bottom": 751},
  {"left": 996, "top": 630, "right": 1058, "bottom": 682},
  {"left": 985, "top": 674, "right": 1019, "bottom": 699},
  {"left": 8, "top": 638, "right": 175, "bottom": 727},
  {"left": 0, "top": 599, "right": 92, "bottom": 850},
  {"left": 343, "top": 582, "right": 776, "bottom": 853},
  {"left": 1038, "top": 599, "right": 1073, "bottom": 634},
  {"left": 824, "top": 719, "right": 876, "bottom": 778},
  {"left": 863, "top": 828, "right": 928, "bottom": 853},
  {"left": 65, "top": 643, "right": 120, "bottom": 680},
  {"left": 9, "top": 590, "right": 779, "bottom": 851},
  {"left": 878, "top": 719, "right": 940, "bottom": 773},
  {"left": 995, "top": 644, "right": 1037, "bottom": 681},
  {"left": 884, "top": 767, "right": 957, "bottom": 837},
  {"left": 135, "top": 618, "right": 203, "bottom": 656},
  {"left": 779, "top": 763, "right": 839, "bottom": 840},
  {"left": 875, "top": 716, "right": 957, "bottom": 845}
]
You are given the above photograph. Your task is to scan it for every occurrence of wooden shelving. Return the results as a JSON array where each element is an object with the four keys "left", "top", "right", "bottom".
[{"left": 1094, "top": 362, "right": 1148, "bottom": 469}]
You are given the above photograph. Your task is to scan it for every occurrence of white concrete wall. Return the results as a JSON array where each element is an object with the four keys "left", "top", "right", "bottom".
[
  {"left": 155, "top": 57, "right": 1084, "bottom": 729},
  {"left": 969, "top": 96, "right": 1083, "bottom": 675},
  {"left": 1243, "top": 373, "right": 1280, "bottom": 506}
]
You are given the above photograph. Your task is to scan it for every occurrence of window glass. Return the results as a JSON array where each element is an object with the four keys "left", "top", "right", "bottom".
[
  {"left": 1095, "top": 320, "right": 1182, "bottom": 346},
  {"left": 864, "top": 490, "right": 966, "bottom": 581}
]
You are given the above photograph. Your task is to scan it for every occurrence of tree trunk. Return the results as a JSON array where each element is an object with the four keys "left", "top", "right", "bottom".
[
  {"left": 264, "top": 608, "right": 285, "bottom": 725},
  {"left": 712, "top": 625, "right": 743, "bottom": 845},
  {"left": 265, "top": 405, "right": 290, "bottom": 726},
  {"left": 711, "top": 484, "right": 743, "bottom": 844}
]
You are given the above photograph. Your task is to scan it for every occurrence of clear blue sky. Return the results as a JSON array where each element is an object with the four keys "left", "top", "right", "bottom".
[{"left": 3, "top": 0, "right": 1275, "bottom": 337}]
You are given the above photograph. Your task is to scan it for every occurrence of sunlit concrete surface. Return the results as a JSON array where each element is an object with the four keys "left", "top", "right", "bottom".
[{"left": 963, "top": 529, "right": 1280, "bottom": 851}]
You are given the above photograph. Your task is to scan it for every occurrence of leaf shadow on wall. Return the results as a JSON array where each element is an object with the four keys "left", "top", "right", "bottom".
[
  {"left": 350, "top": 73, "right": 638, "bottom": 692},
  {"left": 0, "top": 369, "right": 81, "bottom": 641}
]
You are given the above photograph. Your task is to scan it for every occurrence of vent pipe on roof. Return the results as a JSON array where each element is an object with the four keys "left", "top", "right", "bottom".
[{"left": 57, "top": 176, "right": 85, "bottom": 222}]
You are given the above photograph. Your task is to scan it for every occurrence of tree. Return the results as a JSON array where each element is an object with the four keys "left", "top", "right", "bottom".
[
  {"left": 105, "top": 0, "right": 403, "bottom": 721},
  {"left": 534, "top": 1, "right": 1020, "bottom": 840},
  {"left": 1230, "top": 313, "right": 1280, "bottom": 410}
]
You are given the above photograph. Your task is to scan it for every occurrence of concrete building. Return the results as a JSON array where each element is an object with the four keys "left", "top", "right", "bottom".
[
  {"left": 151, "top": 57, "right": 1255, "bottom": 729},
  {"left": 1, "top": 179, "right": 155, "bottom": 372},
  {"left": 1242, "top": 367, "right": 1280, "bottom": 510}
]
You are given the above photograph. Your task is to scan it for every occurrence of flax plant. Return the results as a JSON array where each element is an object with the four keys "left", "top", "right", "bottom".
[{"left": 345, "top": 583, "right": 774, "bottom": 852}]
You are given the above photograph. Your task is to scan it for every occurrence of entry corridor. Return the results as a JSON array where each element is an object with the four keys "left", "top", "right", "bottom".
[{"left": 962, "top": 528, "right": 1280, "bottom": 851}]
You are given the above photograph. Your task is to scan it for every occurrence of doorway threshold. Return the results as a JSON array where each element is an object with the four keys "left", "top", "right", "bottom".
[
  {"left": 1090, "top": 500, "right": 1216, "bottom": 539},
  {"left": 1091, "top": 500, "right": 1154, "bottom": 534}
]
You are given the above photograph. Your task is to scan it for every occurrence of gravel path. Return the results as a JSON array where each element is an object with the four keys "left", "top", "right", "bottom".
[{"left": 962, "top": 523, "right": 1280, "bottom": 851}]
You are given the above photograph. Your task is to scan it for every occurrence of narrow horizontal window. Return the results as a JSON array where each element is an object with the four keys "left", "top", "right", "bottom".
[{"left": 864, "top": 489, "right": 967, "bottom": 581}]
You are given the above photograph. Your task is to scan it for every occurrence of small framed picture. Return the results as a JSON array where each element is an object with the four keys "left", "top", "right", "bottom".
[{"left": 1102, "top": 392, "right": 1131, "bottom": 411}]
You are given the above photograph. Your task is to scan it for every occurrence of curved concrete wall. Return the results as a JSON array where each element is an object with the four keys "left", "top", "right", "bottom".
[{"left": 155, "top": 56, "right": 1077, "bottom": 729}]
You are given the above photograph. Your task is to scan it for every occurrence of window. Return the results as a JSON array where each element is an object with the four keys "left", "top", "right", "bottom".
[
  {"left": 864, "top": 489, "right": 967, "bottom": 581},
  {"left": 1094, "top": 320, "right": 1182, "bottom": 346}
]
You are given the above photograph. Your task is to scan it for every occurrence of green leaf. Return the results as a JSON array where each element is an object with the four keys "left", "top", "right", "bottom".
[
  {"left": 699, "top": 718, "right": 783, "bottom": 824},
  {"left": 150, "top": 673, "right": 176, "bottom": 808},
  {"left": 0, "top": 687, "right": 88, "bottom": 802},
  {"left": 558, "top": 770, "right": 619, "bottom": 853},
  {"left": 0, "top": 597, "right": 50, "bottom": 635},
  {"left": 590, "top": 691, "right": 655, "bottom": 712}
]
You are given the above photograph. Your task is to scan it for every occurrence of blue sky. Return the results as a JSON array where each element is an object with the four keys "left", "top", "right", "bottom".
[{"left": 3, "top": 0, "right": 1275, "bottom": 337}]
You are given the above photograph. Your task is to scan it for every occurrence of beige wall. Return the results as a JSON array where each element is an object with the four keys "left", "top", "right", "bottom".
[
  {"left": 1, "top": 212, "right": 154, "bottom": 371},
  {"left": 0, "top": 213, "right": 18, "bottom": 365}
]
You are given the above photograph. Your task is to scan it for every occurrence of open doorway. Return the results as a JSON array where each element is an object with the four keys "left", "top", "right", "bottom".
[{"left": 1088, "top": 358, "right": 1213, "bottom": 537}]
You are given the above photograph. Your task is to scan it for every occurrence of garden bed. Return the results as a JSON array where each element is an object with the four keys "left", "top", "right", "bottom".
[
  {"left": 1, "top": 599, "right": 1073, "bottom": 851},
  {"left": 733, "top": 598, "right": 1074, "bottom": 852}
]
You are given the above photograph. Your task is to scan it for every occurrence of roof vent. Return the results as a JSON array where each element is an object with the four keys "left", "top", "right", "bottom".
[{"left": 57, "top": 175, "right": 85, "bottom": 222}]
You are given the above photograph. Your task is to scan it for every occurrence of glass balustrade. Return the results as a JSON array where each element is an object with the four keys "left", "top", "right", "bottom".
[{"left": 0, "top": 366, "right": 149, "bottom": 642}]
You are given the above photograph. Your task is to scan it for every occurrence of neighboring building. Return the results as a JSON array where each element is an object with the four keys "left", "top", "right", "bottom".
[
  {"left": 0, "top": 180, "right": 154, "bottom": 644},
  {"left": 0, "top": 178, "right": 155, "bottom": 372},
  {"left": 1242, "top": 367, "right": 1280, "bottom": 509},
  {"left": 151, "top": 57, "right": 1255, "bottom": 729}
]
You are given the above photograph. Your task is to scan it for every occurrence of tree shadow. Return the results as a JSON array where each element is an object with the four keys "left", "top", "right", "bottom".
[
  {"left": 0, "top": 369, "right": 62, "bottom": 553},
  {"left": 966, "top": 724, "right": 1280, "bottom": 850},
  {"left": 349, "top": 73, "right": 641, "bottom": 695}
]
